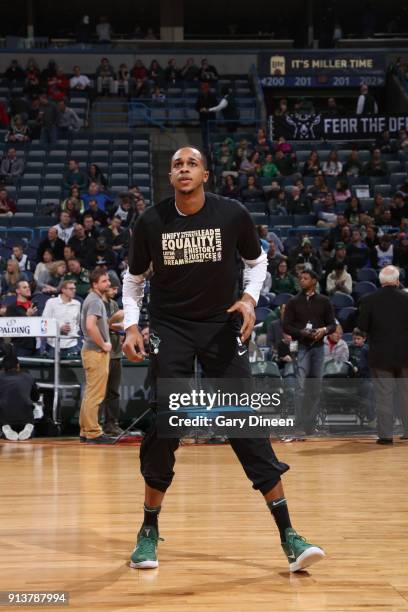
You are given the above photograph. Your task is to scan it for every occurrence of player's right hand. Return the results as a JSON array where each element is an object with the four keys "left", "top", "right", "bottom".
[{"left": 122, "top": 326, "right": 146, "bottom": 362}]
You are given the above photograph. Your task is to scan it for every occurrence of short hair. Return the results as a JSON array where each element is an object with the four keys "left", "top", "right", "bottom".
[
  {"left": 60, "top": 279, "right": 76, "bottom": 291},
  {"left": 379, "top": 265, "right": 400, "bottom": 285},
  {"left": 16, "top": 279, "right": 28, "bottom": 290},
  {"left": 89, "top": 267, "right": 108, "bottom": 287},
  {"left": 171, "top": 147, "right": 207, "bottom": 170},
  {"left": 300, "top": 269, "right": 319, "bottom": 281},
  {"left": 352, "top": 328, "right": 366, "bottom": 338}
]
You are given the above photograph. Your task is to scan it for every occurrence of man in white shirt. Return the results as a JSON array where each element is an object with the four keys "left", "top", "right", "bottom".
[
  {"left": 42, "top": 280, "right": 81, "bottom": 358},
  {"left": 70, "top": 66, "right": 91, "bottom": 90},
  {"left": 53, "top": 211, "right": 74, "bottom": 244}
]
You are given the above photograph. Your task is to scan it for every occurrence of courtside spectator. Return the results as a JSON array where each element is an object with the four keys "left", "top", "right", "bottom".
[
  {"left": 324, "top": 325, "right": 349, "bottom": 363},
  {"left": 5, "top": 280, "right": 37, "bottom": 356},
  {"left": 42, "top": 280, "right": 81, "bottom": 358}
]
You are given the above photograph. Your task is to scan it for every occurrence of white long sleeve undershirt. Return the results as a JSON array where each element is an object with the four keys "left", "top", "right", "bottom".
[{"left": 242, "top": 250, "right": 268, "bottom": 304}]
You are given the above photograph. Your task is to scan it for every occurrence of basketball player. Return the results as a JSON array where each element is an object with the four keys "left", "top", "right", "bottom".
[{"left": 122, "top": 147, "right": 325, "bottom": 572}]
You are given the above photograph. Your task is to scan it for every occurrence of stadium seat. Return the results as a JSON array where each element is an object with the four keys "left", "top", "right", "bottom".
[
  {"left": 330, "top": 291, "right": 355, "bottom": 310},
  {"left": 354, "top": 281, "right": 377, "bottom": 298},
  {"left": 272, "top": 293, "right": 293, "bottom": 307},
  {"left": 357, "top": 269, "right": 378, "bottom": 283},
  {"left": 337, "top": 307, "right": 358, "bottom": 333},
  {"left": 255, "top": 307, "right": 272, "bottom": 323}
]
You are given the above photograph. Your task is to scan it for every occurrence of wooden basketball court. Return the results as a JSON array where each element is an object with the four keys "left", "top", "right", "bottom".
[{"left": 1, "top": 437, "right": 408, "bottom": 611}]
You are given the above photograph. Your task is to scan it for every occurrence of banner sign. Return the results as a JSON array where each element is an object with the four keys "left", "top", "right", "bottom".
[
  {"left": 0, "top": 317, "right": 58, "bottom": 337},
  {"left": 270, "top": 113, "right": 408, "bottom": 141},
  {"left": 260, "top": 75, "right": 385, "bottom": 89},
  {"left": 258, "top": 50, "right": 386, "bottom": 77}
]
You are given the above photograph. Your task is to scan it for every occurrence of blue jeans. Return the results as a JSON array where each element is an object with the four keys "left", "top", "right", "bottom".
[
  {"left": 294, "top": 344, "right": 325, "bottom": 433},
  {"left": 47, "top": 343, "right": 80, "bottom": 359}
]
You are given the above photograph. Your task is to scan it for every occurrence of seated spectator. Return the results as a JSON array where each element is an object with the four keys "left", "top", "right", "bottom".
[
  {"left": 269, "top": 189, "right": 289, "bottom": 215},
  {"left": 85, "top": 199, "right": 108, "bottom": 226},
  {"left": 0, "top": 187, "right": 16, "bottom": 216},
  {"left": 322, "top": 150, "right": 342, "bottom": 177},
  {"left": 0, "top": 100, "right": 9, "bottom": 129},
  {"left": 317, "top": 193, "right": 337, "bottom": 228},
  {"left": 33, "top": 249, "right": 54, "bottom": 291},
  {"left": 390, "top": 193, "right": 408, "bottom": 225},
  {"left": 267, "top": 240, "right": 286, "bottom": 276},
  {"left": 363, "top": 149, "right": 389, "bottom": 176},
  {"left": 376, "top": 208, "right": 395, "bottom": 228},
  {"left": 83, "top": 213, "right": 100, "bottom": 239},
  {"left": 148, "top": 59, "right": 164, "bottom": 84},
  {"left": 397, "top": 129, "right": 408, "bottom": 153},
  {"left": 62, "top": 186, "right": 85, "bottom": 213},
  {"left": 87, "top": 163, "right": 108, "bottom": 190},
  {"left": 240, "top": 151, "right": 261, "bottom": 176},
  {"left": 132, "top": 59, "right": 149, "bottom": 81},
  {"left": 240, "top": 175, "right": 264, "bottom": 203},
  {"left": 96, "top": 57, "right": 116, "bottom": 95},
  {"left": 0, "top": 148, "right": 24, "bottom": 183},
  {"left": 287, "top": 185, "right": 311, "bottom": 214},
  {"left": 24, "top": 62, "right": 41, "bottom": 97},
  {"left": 344, "top": 196, "right": 362, "bottom": 225},
  {"left": 274, "top": 149, "right": 296, "bottom": 176},
  {"left": 292, "top": 239, "right": 322, "bottom": 277},
  {"left": 60, "top": 198, "right": 83, "bottom": 222},
  {"left": 329, "top": 213, "right": 350, "bottom": 246},
  {"left": 318, "top": 237, "right": 334, "bottom": 268},
  {"left": 326, "top": 261, "right": 353, "bottom": 295},
  {"left": 152, "top": 85, "right": 166, "bottom": 102},
  {"left": 64, "top": 258, "right": 90, "bottom": 298},
  {"left": 82, "top": 181, "right": 113, "bottom": 212},
  {"left": 348, "top": 329, "right": 371, "bottom": 378},
  {"left": 6, "top": 115, "right": 30, "bottom": 142},
  {"left": 274, "top": 136, "right": 292, "bottom": 156},
  {"left": 325, "top": 241, "right": 349, "bottom": 276},
  {"left": 261, "top": 153, "right": 280, "bottom": 178},
  {"left": 101, "top": 216, "right": 129, "bottom": 252},
  {"left": 375, "top": 129, "right": 395, "bottom": 154},
  {"left": 324, "top": 325, "right": 349, "bottom": 363},
  {"left": 53, "top": 211, "right": 74, "bottom": 244},
  {"left": 274, "top": 98, "right": 288, "bottom": 116},
  {"left": 342, "top": 149, "right": 363, "bottom": 177},
  {"left": 11, "top": 245, "right": 32, "bottom": 272},
  {"left": 42, "top": 280, "right": 81, "bottom": 358},
  {"left": 39, "top": 260, "right": 67, "bottom": 295},
  {"left": 346, "top": 229, "right": 371, "bottom": 276},
  {"left": 272, "top": 259, "right": 298, "bottom": 295},
  {"left": 1, "top": 260, "right": 28, "bottom": 295},
  {"left": 396, "top": 177, "right": 408, "bottom": 202},
  {"left": 215, "top": 141, "right": 235, "bottom": 172},
  {"left": 70, "top": 65, "right": 91, "bottom": 91},
  {"left": 4, "top": 60, "right": 25, "bottom": 84},
  {"left": 220, "top": 174, "right": 240, "bottom": 199},
  {"left": 364, "top": 225, "right": 379, "bottom": 249},
  {"left": 5, "top": 280, "right": 37, "bottom": 357},
  {"left": 373, "top": 193, "right": 386, "bottom": 221},
  {"left": 198, "top": 58, "right": 218, "bottom": 81},
  {"left": 136, "top": 198, "right": 146, "bottom": 216},
  {"left": 68, "top": 223, "right": 97, "bottom": 264},
  {"left": 87, "top": 236, "right": 117, "bottom": 270},
  {"left": 164, "top": 58, "right": 180, "bottom": 83},
  {"left": 254, "top": 128, "right": 271, "bottom": 156},
  {"left": 325, "top": 97, "right": 343, "bottom": 116},
  {"left": 0, "top": 344, "right": 39, "bottom": 441},
  {"left": 63, "top": 159, "right": 87, "bottom": 192},
  {"left": 333, "top": 178, "right": 351, "bottom": 203},
  {"left": 307, "top": 175, "right": 329, "bottom": 206},
  {"left": 372, "top": 234, "right": 394, "bottom": 269},
  {"left": 180, "top": 57, "right": 199, "bottom": 81},
  {"left": 303, "top": 150, "right": 321, "bottom": 176},
  {"left": 37, "top": 227, "right": 65, "bottom": 262},
  {"left": 393, "top": 233, "right": 408, "bottom": 278},
  {"left": 257, "top": 223, "right": 284, "bottom": 254},
  {"left": 96, "top": 16, "right": 112, "bottom": 42},
  {"left": 132, "top": 78, "right": 150, "bottom": 98},
  {"left": 47, "top": 68, "right": 69, "bottom": 102},
  {"left": 40, "top": 59, "right": 57, "bottom": 85},
  {"left": 57, "top": 100, "right": 81, "bottom": 134}
]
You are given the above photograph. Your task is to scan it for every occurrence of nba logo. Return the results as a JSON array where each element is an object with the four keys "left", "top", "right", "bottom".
[
  {"left": 270, "top": 55, "right": 286, "bottom": 76},
  {"left": 40, "top": 319, "right": 47, "bottom": 334}
]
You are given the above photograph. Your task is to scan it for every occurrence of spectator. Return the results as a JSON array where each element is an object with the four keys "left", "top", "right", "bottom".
[
  {"left": 397, "top": 129, "right": 408, "bottom": 153},
  {"left": 0, "top": 187, "right": 16, "bottom": 217},
  {"left": 47, "top": 68, "right": 69, "bottom": 102},
  {"left": 373, "top": 234, "right": 394, "bottom": 268},
  {"left": 240, "top": 175, "right": 264, "bottom": 203},
  {"left": 101, "top": 216, "right": 128, "bottom": 253},
  {"left": 39, "top": 94, "right": 58, "bottom": 145},
  {"left": 293, "top": 239, "right": 322, "bottom": 277},
  {"left": 325, "top": 241, "right": 349, "bottom": 276},
  {"left": 6, "top": 115, "right": 30, "bottom": 142},
  {"left": 220, "top": 174, "right": 240, "bottom": 199},
  {"left": 148, "top": 59, "right": 164, "bottom": 84},
  {"left": 322, "top": 151, "right": 342, "bottom": 177},
  {"left": 180, "top": 57, "right": 199, "bottom": 81},
  {"left": 60, "top": 197, "right": 84, "bottom": 221},
  {"left": 62, "top": 186, "right": 86, "bottom": 213},
  {"left": 373, "top": 193, "right": 386, "bottom": 221},
  {"left": 261, "top": 153, "right": 280, "bottom": 178},
  {"left": 1, "top": 260, "right": 28, "bottom": 295},
  {"left": 346, "top": 229, "right": 371, "bottom": 276},
  {"left": 132, "top": 77, "right": 150, "bottom": 98},
  {"left": 131, "top": 59, "right": 149, "bottom": 81},
  {"left": 307, "top": 175, "right": 329, "bottom": 206},
  {"left": 96, "top": 58, "right": 116, "bottom": 95},
  {"left": 303, "top": 151, "right": 321, "bottom": 176},
  {"left": 42, "top": 280, "right": 81, "bottom": 358},
  {"left": 24, "top": 61, "right": 41, "bottom": 97},
  {"left": 272, "top": 259, "right": 298, "bottom": 295},
  {"left": 70, "top": 65, "right": 91, "bottom": 91},
  {"left": 53, "top": 211, "right": 74, "bottom": 244},
  {"left": 112, "top": 196, "right": 132, "bottom": 225},
  {"left": 39, "top": 260, "right": 67, "bottom": 295},
  {"left": 344, "top": 196, "right": 363, "bottom": 225},
  {"left": 83, "top": 214, "right": 100, "bottom": 239},
  {"left": 375, "top": 129, "right": 395, "bottom": 154},
  {"left": 195, "top": 82, "right": 217, "bottom": 151},
  {"left": 96, "top": 16, "right": 112, "bottom": 43},
  {"left": 87, "top": 236, "right": 117, "bottom": 270},
  {"left": 64, "top": 258, "right": 90, "bottom": 298},
  {"left": 40, "top": 60, "right": 57, "bottom": 85},
  {"left": 198, "top": 58, "right": 218, "bottom": 81},
  {"left": 82, "top": 181, "right": 113, "bottom": 212},
  {"left": 215, "top": 140, "right": 235, "bottom": 172},
  {"left": 267, "top": 241, "right": 285, "bottom": 276},
  {"left": 240, "top": 151, "right": 261, "bottom": 176},
  {"left": 254, "top": 128, "right": 271, "bottom": 155},
  {"left": 363, "top": 149, "right": 389, "bottom": 176},
  {"left": 376, "top": 208, "right": 395, "bottom": 228},
  {"left": 274, "top": 149, "right": 296, "bottom": 176},
  {"left": 11, "top": 245, "right": 32, "bottom": 272},
  {"left": 84, "top": 199, "right": 108, "bottom": 227},
  {"left": 117, "top": 63, "right": 130, "bottom": 96},
  {"left": 343, "top": 150, "right": 363, "bottom": 177},
  {"left": 208, "top": 85, "right": 240, "bottom": 134},
  {"left": 325, "top": 97, "right": 342, "bottom": 116},
  {"left": 33, "top": 248, "right": 55, "bottom": 291},
  {"left": 349, "top": 329, "right": 370, "bottom": 377},
  {"left": 287, "top": 185, "right": 311, "bottom": 214},
  {"left": 144, "top": 27, "right": 157, "bottom": 39},
  {"left": 326, "top": 260, "right": 353, "bottom": 294},
  {"left": 333, "top": 178, "right": 351, "bottom": 203},
  {"left": 5, "top": 280, "right": 38, "bottom": 356},
  {"left": 274, "top": 136, "right": 292, "bottom": 156},
  {"left": 68, "top": 223, "right": 97, "bottom": 264},
  {"left": 37, "top": 227, "right": 65, "bottom": 262},
  {"left": 390, "top": 193, "right": 408, "bottom": 226},
  {"left": 365, "top": 225, "right": 379, "bottom": 249},
  {"left": 328, "top": 214, "right": 350, "bottom": 246},
  {"left": 316, "top": 193, "right": 337, "bottom": 228},
  {"left": 324, "top": 324, "right": 349, "bottom": 363},
  {"left": 268, "top": 189, "right": 289, "bottom": 215},
  {"left": 318, "top": 237, "right": 334, "bottom": 268},
  {"left": 356, "top": 84, "right": 378, "bottom": 114},
  {"left": 4, "top": 59, "right": 25, "bottom": 84},
  {"left": 75, "top": 15, "right": 91, "bottom": 44},
  {"left": 0, "top": 100, "right": 9, "bottom": 128},
  {"left": 274, "top": 98, "right": 288, "bottom": 116},
  {"left": 87, "top": 164, "right": 108, "bottom": 190},
  {"left": 151, "top": 85, "right": 166, "bottom": 103},
  {"left": 0, "top": 344, "right": 39, "bottom": 441},
  {"left": 0, "top": 148, "right": 24, "bottom": 183},
  {"left": 164, "top": 58, "right": 180, "bottom": 83},
  {"left": 257, "top": 223, "right": 284, "bottom": 254},
  {"left": 57, "top": 100, "right": 81, "bottom": 135},
  {"left": 396, "top": 177, "right": 408, "bottom": 202}
]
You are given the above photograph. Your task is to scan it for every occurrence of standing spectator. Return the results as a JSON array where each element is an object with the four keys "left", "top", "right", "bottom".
[
  {"left": 42, "top": 280, "right": 81, "bottom": 358},
  {"left": 79, "top": 268, "right": 112, "bottom": 443},
  {"left": 39, "top": 94, "right": 58, "bottom": 145},
  {"left": 37, "top": 227, "right": 65, "bottom": 262},
  {"left": 4, "top": 60, "right": 25, "bottom": 84},
  {"left": 208, "top": 85, "right": 240, "bottom": 134},
  {"left": 57, "top": 100, "right": 81, "bottom": 135},
  {"left": 5, "top": 280, "right": 38, "bottom": 357},
  {"left": 323, "top": 325, "right": 349, "bottom": 363},
  {"left": 96, "top": 16, "right": 113, "bottom": 43},
  {"left": 0, "top": 148, "right": 24, "bottom": 183},
  {"left": 75, "top": 15, "right": 91, "bottom": 44},
  {"left": 356, "top": 84, "right": 378, "bottom": 115},
  {"left": 102, "top": 281, "right": 124, "bottom": 436},
  {"left": 363, "top": 149, "right": 389, "bottom": 176},
  {"left": 322, "top": 151, "right": 342, "bottom": 177},
  {"left": 357, "top": 265, "right": 408, "bottom": 443},
  {"left": 96, "top": 58, "right": 116, "bottom": 95},
  {"left": 195, "top": 82, "right": 217, "bottom": 152},
  {"left": 62, "top": 160, "right": 87, "bottom": 193},
  {"left": 64, "top": 259, "right": 90, "bottom": 298},
  {"left": 70, "top": 65, "right": 91, "bottom": 91},
  {"left": 198, "top": 58, "right": 219, "bottom": 81},
  {"left": 53, "top": 211, "right": 74, "bottom": 244},
  {"left": 0, "top": 187, "right": 16, "bottom": 217},
  {"left": 283, "top": 270, "right": 336, "bottom": 434},
  {"left": 326, "top": 261, "right": 353, "bottom": 295}
]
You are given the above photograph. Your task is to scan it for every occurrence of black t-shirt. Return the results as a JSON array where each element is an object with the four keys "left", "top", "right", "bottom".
[{"left": 128, "top": 193, "right": 261, "bottom": 321}]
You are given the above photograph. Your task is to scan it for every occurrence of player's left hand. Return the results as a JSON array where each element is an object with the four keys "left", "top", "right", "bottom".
[{"left": 227, "top": 296, "right": 256, "bottom": 342}]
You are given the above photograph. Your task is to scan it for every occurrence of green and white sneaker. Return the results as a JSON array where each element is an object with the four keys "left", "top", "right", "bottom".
[
  {"left": 129, "top": 525, "right": 161, "bottom": 569},
  {"left": 282, "top": 528, "right": 325, "bottom": 572}
]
